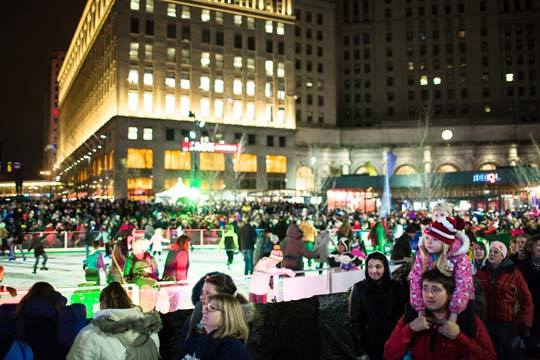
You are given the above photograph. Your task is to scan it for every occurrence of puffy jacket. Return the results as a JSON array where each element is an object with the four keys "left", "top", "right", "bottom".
[
  {"left": 384, "top": 315, "right": 496, "bottom": 360},
  {"left": 281, "top": 224, "right": 317, "bottom": 271},
  {"left": 162, "top": 243, "right": 189, "bottom": 281},
  {"left": 411, "top": 233, "right": 473, "bottom": 315},
  {"left": 476, "top": 258, "right": 533, "bottom": 330},
  {"left": 67, "top": 307, "right": 161, "bottom": 360}
]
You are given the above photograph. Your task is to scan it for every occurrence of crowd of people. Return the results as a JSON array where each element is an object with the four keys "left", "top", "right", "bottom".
[{"left": 1, "top": 197, "right": 540, "bottom": 359}]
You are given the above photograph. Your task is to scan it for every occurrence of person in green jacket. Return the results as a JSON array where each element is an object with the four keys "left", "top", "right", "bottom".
[
  {"left": 123, "top": 240, "right": 159, "bottom": 288},
  {"left": 369, "top": 221, "right": 387, "bottom": 253},
  {"left": 219, "top": 224, "right": 239, "bottom": 269},
  {"left": 83, "top": 241, "right": 106, "bottom": 285}
]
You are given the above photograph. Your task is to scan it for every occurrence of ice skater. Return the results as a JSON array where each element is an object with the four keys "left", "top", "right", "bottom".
[{"left": 28, "top": 232, "right": 48, "bottom": 274}]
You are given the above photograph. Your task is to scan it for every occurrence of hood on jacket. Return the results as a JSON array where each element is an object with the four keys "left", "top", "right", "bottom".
[
  {"left": 337, "top": 238, "right": 349, "bottom": 251},
  {"left": 92, "top": 308, "right": 162, "bottom": 347},
  {"left": 364, "top": 252, "right": 391, "bottom": 287},
  {"left": 286, "top": 223, "right": 303, "bottom": 239}
]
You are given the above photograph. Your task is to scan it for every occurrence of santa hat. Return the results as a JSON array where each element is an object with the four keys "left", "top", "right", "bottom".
[
  {"left": 424, "top": 216, "right": 465, "bottom": 245},
  {"left": 490, "top": 241, "right": 508, "bottom": 258},
  {"left": 269, "top": 245, "right": 283, "bottom": 261}
]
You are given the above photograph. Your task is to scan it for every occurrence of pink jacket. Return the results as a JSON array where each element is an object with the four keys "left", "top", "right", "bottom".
[{"left": 410, "top": 233, "right": 473, "bottom": 315}]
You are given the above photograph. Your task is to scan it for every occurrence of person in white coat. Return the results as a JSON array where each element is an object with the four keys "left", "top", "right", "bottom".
[
  {"left": 150, "top": 228, "right": 169, "bottom": 260},
  {"left": 248, "top": 245, "right": 295, "bottom": 303},
  {"left": 67, "top": 282, "right": 162, "bottom": 360}
]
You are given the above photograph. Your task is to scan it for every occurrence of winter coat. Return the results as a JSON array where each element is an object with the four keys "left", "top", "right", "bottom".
[
  {"left": 178, "top": 330, "right": 252, "bottom": 360},
  {"left": 476, "top": 258, "right": 533, "bottom": 330},
  {"left": 298, "top": 221, "right": 317, "bottom": 243},
  {"left": 350, "top": 253, "right": 406, "bottom": 358},
  {"left": 248, "top": 257, "right": 296, "bottom": 296},
  {"left": 391, "top": 233, "right": 412, "bottom": 261},
  {"left": 239, "top": 223, "right": 257, "bottom": 251},
  {"left": 28, "top": 235, "right": 45, "bottom": 257},
  {"left": 410, "top": 234, "right": 473, "bottom": 315},
  {"left": 313, "top": 230, "right": 334, "bottom": 264},
  {"left": 328, "top": 250, "right": 362, "bottom": 270},
  {"left": 281, "top": 224, "right": 318, "bottom": 271},
  {"left": 67, "top": 308, "right": 161, "bottom": 360},
  {"left": 84, "top": 250, "right": 106, "bottom": 271},
  {"left": 123, "top": 253, "right": 159, "bottom": 287},
  {"left": 518, "top": 256, "right": 540, "bottom": 335},
  {"left": 219, "top": 228, "right": 239, "bottom": 251},
  {"left": 15, "top": 293, "right": 87, "bottom": 359},
  {"left": 384, "top": 314, "right": 496, "bottom": 360},
  {"left": 162, "top": 243, "right": 189, "bottom": 281},
  {"left": 149, "top": 230, "right": 167, "bottom": 253}
]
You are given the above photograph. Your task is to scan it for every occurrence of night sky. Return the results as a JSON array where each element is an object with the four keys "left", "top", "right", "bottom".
[{"left": 0, "top": 0, "right": 87, "bottom": 179}]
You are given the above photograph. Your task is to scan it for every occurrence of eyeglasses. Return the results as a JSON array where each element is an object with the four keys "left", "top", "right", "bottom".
[{"left": 205, "top": 304, "right": 221, "bottom": 313}]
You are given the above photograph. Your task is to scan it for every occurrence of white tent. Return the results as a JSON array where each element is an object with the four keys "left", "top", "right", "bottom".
[{"left": 154, "top": 179, "right": 193, "bottom": 204}]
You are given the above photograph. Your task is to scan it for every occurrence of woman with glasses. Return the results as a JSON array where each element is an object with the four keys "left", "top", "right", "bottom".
[{"left": 178, "top": 293, "right": 252, "bottom": 360}]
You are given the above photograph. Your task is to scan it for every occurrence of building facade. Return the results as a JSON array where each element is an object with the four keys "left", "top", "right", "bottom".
[{"left": 58, "top": 0, "right": 540, "bottom": 202}]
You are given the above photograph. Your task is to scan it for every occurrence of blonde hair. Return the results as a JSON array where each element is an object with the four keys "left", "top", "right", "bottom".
[
  {"left": 208, "top": 293, "right": 249, "bottom": 341},
  {"left": 419, "top": 234, "right": 452, "bottom": 276}
]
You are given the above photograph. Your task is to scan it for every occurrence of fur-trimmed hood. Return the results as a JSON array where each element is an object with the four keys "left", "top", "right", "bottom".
[{"left": 91, "top": 308, "right": 162, "bottom": 347}]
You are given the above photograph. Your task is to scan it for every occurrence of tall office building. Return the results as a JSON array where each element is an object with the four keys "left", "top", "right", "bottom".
[{"left": 44, "top": 50, "right": 65, "bottom": 173}]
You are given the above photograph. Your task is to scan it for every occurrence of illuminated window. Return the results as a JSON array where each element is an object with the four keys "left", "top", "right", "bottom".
[
  {"left": 143, "top": 92, "right": 153, "bottom": 112},
  {"left": 458, "top": 30, "right": 466, "bottom": 38},
  {"left": 215, "top": 53, "right": 223, "bottom": 68},
  {"left": 214, "top": 78, "right": 224, "bottom": 93},
  {"left": 164, "top": 150, "right": 191, "bottom": 170},
  {"left": 215, "top": 99, "right": 224, "bottom": 119},
  {"left": 276, "top": 22, "right": 285, "bottom": 35},
  {"left": 200, "top": 153, "right": 225, "bottom": 171},
  {"left": 232, "top": 100, "right": 242, "bottom": 120},
  {"left": 247, "top": 58, "right": 255, "bottom": 72},
  {"left": 266, "top": 155, "right": 287, "bottom": 173},
  {"left": 180, "top": 73, "right": 190, "bottom": 89},
  {"left": 394, "top": 165, "right": 417, "bottom": 175},
  {"left": 505, "top": 73, "right": 514, "bottom": 82},
  {"left": 433, "top": 76, "right": 442, "bottom": 85},
  {"left": 296, "top": 166, "right": 314, "bottom": 191},
  {"left": 128, "top": 68, "right": 139, "bottom": 84},
  {"left": 277, "top": 62, "right": 285, "bottom": 77},
  {"left": 420, "top": 75, "right": 428, "bottom": 86},
  {"left": 130, "top": 0, "right": 140, "bottom": 10},
  {"left": 200, "top": 97, "right": 210, "bottom": 117},
  {"left": 484, "top": 104, "right": 492, "bottom": 113},
  {"left": 246, "top": 102, "right": 255, "bottom": 121},
  {"left": 233, "top": 154, "right": 257, "bottom": 172},
  {"left": 181, "top": 6, "right": 190, "bottom": 19},
  {"left": 200, "top": 76, "right": 210, "bottom": 92},
  {"left": 128, "top": 91, "right": 139, "bottom": 110},
  {"left": 277, "top": 82, "right": 285, "bottom": 100},
  {"left": 215, "top": 11, "right": 223, "bottom": 24},
  {"left": 234, "top": 56, "right": 242, "bottom": 70},
  {"left": 479, "top": 163, "right": 497, "bottom": 171},
  {"left": 201, "top": 52, "right": 210, "bottom": 67},
  {"left": 234, "top": 15, "right": 243, "bottom": 26},
  {"left": 180, "top": 96, "right": 190, "bottom": 117},
  {"left": 129, "top": 42, "right": 139, "bottom": 60},
  {"left": 165, "top": 94, "right": 175, "bottom": 114},
  {"left": 145, "top": 44, "right": 153, "bottom": 59},
  {"left": 266, "top": 104, "right": 273, "bottom": 122},
  {"left": 165, "top": 72, "right": 175, "bottom": 88},
  {"left": 143, "top": 128, "right": 153, "bottom": 140},
  {"left": 265, "top": 21, "right": 273, "bottom": 33},
  {"left": 265, "top": 60, "right": 274, "bottom": 76},
  {"left": 201, "top": 9, "right": 210, "bottom": 22},
  {"left": 265, "top": 82, "right": 272, "bottom": 97},
  {"left": 127, "top": 148, "right": 153, "bottom": 168},
  {"left": 437, "top": 164, "right": 459, "bottom": 173},
  {"left": 246, "top": 80, "right": 255, "bottom": 96},
  {"left": 277, "top": 107, "right": 285, "bottom": 123},
  {"left": 167, "top": 47, "right": 175, "bottom": 62},
  {"left": 128, "top": 126, "right": 138, "bottom": 140},
  {"left": 181, "top": 49, "right": 190, "bottom": 64},
  {"left": 127, "top": 177, "right": 152, "bottom": 191},
  {"left": 167, "top": 3, "right": 176, "bottom": 17},
  {"left": 145, "top": 0, "right": 153, "bottom": 13},
  {"left": 247, "top": 17, "right": 255, "bottom": 29},
  {"left": 233, "top": 79, "right": 243, "bottom": 95},
  {"left": 143, "top": 70, "right": 153, "bottom": 85}
]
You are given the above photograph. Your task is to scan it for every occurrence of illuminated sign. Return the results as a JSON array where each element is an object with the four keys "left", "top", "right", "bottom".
[
  {"left": 472, "top": 172, "right": 501, "bottom": 184},
  {"left": 181, "top": 141, "right": 241, "bottom": 154}
]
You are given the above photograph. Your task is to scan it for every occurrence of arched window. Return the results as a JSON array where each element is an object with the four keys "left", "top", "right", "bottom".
[
  {"left": 436, "top": 163, "right": 459, "bottom": 173},
  {"left": 394, "top": 164, "right": 417, "bottom": 175},
  {"left": 296, "top": 166, "right": 314, "bottom": 191},
  {"left": 355, "top": 162, "right": 378, "bottom": 176},
  {"left": 479, "top": 163, "right": 497, "bottom": 171}
]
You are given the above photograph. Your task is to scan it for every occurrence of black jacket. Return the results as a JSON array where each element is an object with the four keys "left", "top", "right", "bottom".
[
  {"left": 391, "top": 233, "right": 412, "bottom": 261},
  {"left": 239, "top": 223, "right": 257, "bottom": 251},
  {"left": 349, "top": 253, "right": 406, "bottom": 358}
]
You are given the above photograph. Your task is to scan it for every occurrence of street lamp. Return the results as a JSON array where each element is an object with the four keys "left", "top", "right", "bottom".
[{"left": 441, "top": 129, "right": 453, "bottom": 141}]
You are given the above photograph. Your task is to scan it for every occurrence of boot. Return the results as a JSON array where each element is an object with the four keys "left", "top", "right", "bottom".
[{"left": 40, "top": 266, "right": 49, "bottom": 270}]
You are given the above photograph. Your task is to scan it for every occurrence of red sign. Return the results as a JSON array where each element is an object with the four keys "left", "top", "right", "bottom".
[{"left": 181, "top": 141, "right": 241, "bottom": 154}]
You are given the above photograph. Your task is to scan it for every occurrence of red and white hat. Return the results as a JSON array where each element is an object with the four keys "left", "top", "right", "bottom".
[{"left": 424, "top": 216, "right": 465, "bottom": 245}]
